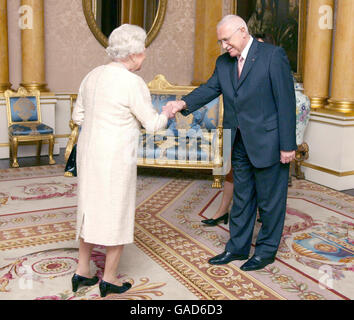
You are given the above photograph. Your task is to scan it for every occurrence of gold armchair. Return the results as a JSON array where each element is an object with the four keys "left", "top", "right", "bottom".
[{"left": 4, "top": 87, "right": 55, "bottom": 168}]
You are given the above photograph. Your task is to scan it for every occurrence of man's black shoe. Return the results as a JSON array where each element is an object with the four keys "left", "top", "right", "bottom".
[
  {"left": 240, "top": 255, "right": 275, "bottom": 271},
  {"left": 208, "top": 251, "right": 248, "bottom": 265}
]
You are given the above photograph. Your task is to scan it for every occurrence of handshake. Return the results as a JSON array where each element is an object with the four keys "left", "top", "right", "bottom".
[{"left": 161, "top": 100, "right": 187, "bottom": 119}]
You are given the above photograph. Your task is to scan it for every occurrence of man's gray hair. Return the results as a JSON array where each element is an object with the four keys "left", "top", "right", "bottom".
[
  {"left": 217, "top": 15, "right": 249, "bottom": 33},
  {"left": 106, "top": 24, "right": 146, "bottom": 60}
]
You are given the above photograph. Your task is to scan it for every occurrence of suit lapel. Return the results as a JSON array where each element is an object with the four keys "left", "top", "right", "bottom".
[{"left": 236, "top": 40, "right": 259, "bottom": 91}]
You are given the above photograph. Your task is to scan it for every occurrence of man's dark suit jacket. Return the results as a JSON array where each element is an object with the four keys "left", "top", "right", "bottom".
[{"left": 181, "top": 40, "right": 297, "bottom": 168}]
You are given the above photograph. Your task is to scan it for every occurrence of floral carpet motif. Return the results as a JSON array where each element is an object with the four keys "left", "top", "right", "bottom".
[
  {"left": 172, "top": 179, "right": 353, "bottom": 300},
  {"left": 0, "top": 165, "right": 352, "bottom": 300}
]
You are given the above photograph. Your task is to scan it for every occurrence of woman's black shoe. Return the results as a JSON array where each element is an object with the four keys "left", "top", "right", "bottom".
[
  {"left": 71, "top": 273, "right": 99, "bottom": 292},
  {"left": 99, "top": 280, "right": 132, "bottom": 297},
  {"left": 201, "top": 212, "right": 229, "bottom": 226}
]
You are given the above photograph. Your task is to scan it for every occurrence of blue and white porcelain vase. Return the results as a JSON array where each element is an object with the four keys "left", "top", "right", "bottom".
[{"left": 294, "top": 82, "right": 311, "bottom": 146}]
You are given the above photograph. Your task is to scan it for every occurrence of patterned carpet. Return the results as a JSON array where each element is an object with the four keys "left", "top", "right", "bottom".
[{"left": 0, "top": 165, "right": 353, "bottom": 300}]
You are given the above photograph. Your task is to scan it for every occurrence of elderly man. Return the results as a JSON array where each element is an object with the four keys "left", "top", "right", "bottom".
[{"left": 166, "top": 15, "right": 296, "bottom": 271}]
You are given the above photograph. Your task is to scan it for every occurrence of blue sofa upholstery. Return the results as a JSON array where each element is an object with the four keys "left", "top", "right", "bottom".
[{"left": 137, "top": 75, "right": 226, "bottom": 188}]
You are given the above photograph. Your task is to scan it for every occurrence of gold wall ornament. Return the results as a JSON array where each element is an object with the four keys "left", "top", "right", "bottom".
[{"left": 82, "top": 0, "right": 167, "bottom": 48}]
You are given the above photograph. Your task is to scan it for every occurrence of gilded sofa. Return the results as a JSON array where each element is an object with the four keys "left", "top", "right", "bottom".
[{"left": 64, "top": 75, "right": 227, "bottom": 188}]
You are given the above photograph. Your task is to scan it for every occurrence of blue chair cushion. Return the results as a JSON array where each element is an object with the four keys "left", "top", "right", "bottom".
[{"left": 9, "top": 123, "right": 54, "bottom": 136}]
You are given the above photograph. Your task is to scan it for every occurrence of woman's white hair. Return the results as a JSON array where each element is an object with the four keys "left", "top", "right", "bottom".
[{"left": 106, "top": 24, "right": 147, "bottom": 60}]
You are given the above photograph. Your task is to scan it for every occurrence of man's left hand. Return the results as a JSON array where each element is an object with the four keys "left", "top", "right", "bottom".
[{"left": 280, "top": 150, "right": 296, "bottom": 164}]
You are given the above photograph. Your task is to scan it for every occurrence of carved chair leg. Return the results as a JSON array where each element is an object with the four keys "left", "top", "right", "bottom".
[
  {"left": 48, "top": 136, "right": 56, "bottom": 165},
  {"left": 212, "top": 175, "right": 223, "bottom": 189},
  {"left": 11, "top": 137, "right": 19, "bottom": 168},
  {"left": 9, "top": 138, "right": 12, "bottom": 160},
  {"left": 36, "top": 140, "right": 42, "bottom": 157}
]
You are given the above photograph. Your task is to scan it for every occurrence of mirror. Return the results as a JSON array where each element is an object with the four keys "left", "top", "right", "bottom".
[{"left": 82, "top": 0, "right": 167, "bottom": 48}]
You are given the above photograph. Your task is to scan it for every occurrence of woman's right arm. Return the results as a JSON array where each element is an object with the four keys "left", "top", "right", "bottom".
[{"left": 129, "top": 77, "right": 169, "bottom": 132}]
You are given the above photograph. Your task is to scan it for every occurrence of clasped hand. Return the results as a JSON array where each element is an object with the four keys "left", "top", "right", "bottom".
[
  {"left": 162, "top": 100, "right": 186, "bottom": 119},
  {"left": 280, "top": 150, "right": 296, "bottom": 164}
]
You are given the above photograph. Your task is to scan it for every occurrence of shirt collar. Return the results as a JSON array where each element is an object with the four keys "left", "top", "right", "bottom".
[{"left": 240, "top": 36, "right": 254, "bottom": 61}]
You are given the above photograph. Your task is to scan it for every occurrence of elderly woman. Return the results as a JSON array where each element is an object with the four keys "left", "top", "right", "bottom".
[{"left": 70, "top": 24, "right": 173, "bottom": 297}]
